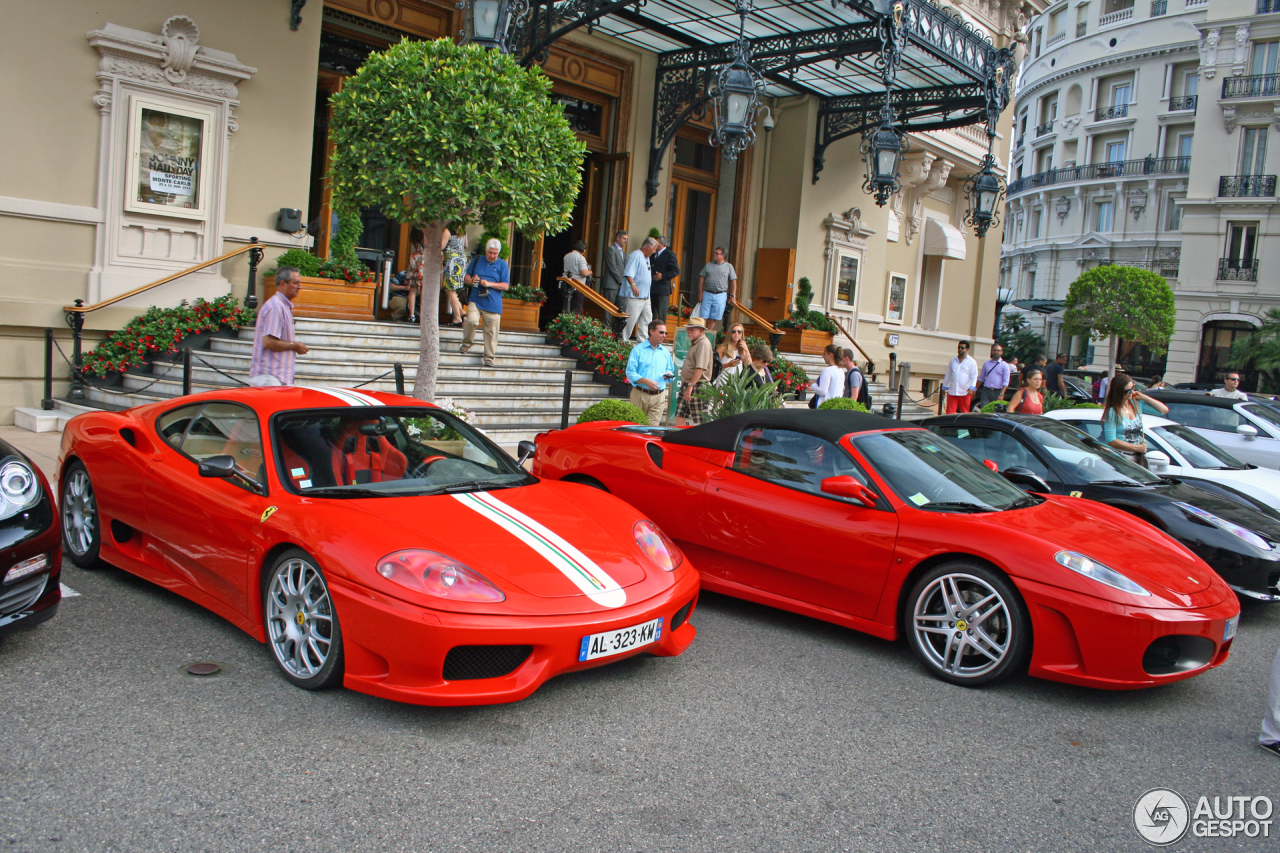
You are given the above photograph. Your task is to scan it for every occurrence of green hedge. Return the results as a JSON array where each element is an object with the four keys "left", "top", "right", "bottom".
[
  {"left": 818, "top": 397, "right": 869, "bottom": 413},
  {"left": 577, "top": 399, "right": 647, "bottom": 425}
]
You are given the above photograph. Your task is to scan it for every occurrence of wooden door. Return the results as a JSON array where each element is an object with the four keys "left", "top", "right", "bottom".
[
  {"left": 668, "top": 178, "right": 718, "bottom": 311},
  {"left": 752, "top": 248, "right": 795, "bottom": 323}
]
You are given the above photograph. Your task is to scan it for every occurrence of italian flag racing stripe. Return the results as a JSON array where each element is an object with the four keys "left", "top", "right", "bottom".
[{"left": 452, "top": 491, "right": 626, "bottom": 609}]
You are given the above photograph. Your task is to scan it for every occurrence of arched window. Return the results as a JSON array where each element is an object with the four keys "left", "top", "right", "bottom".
[
  {"left": 1065, "top": 84, "right": 1083, "bottom": 116},
  {"left": 1197, "top": 320, "right": 1258, "bottom": 389}
]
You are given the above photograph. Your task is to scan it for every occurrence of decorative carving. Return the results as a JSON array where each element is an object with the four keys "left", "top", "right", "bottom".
[
  {"left": 100, "top": 53, "right": 238, "bottom": 98},
  {"left": 1127, "top": 188, "right": 1148, "bottom": 221},
  {"left": 1233, "top": 25, "right": 1250, "bottom": 77},
  {"left": 1055, "top": 195, "right": 1071, "bottom": 223},
  {"left": 1223, "top": 104, "right": 1238, "bottom": 135},
  {"left": 291, "top": 0, "right": 307, "bottom": 31},
  {"left": 1061, "top": 115, "right": 1082, "bottom": 133},
  {"left": 826, "top": 207, "right": 877, "bottom": 241},
  {"left": 161, "top": 16, "right": 200, "bottom": 84},
  {"left": 1159, "top": 246, "right": 1180, "bottom": 260},
  {"left": 227, "top": 114, "right": 239, "bottom": 138},
  {"left": 92, "top": 80, "right": 112, "bottom": 115},
  {"left": 1200, "top": 29, "right": 1220, "bottom": 80}
]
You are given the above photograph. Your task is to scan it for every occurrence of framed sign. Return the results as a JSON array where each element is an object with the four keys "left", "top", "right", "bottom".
[
  {"left": 125, "top": 96, "right": 214, "bottom": 220},
  {"left": 836, "top": 253, "right": 859, "bottom": 305},
  {"left": 885, "top": 272, "right": 907, "bottom": 324}
]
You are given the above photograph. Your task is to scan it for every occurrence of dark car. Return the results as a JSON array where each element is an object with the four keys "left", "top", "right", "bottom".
[
  {"left": 923, "top": 413, "right": 1280, "bottom": 603},
  {"left": 0, "top": 437, "right": 61, "bottom": 636}
]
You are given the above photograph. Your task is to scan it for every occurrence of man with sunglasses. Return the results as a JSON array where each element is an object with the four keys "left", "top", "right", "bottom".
[
  {"left": 942, "top": 340, "right": 978, "bottom": 413},
  {"left": 1209, "top": 373, "right": 1249, "bottom": 400},
  {"left": 625, "top": 319, "right": 676, "bottom": 426}
]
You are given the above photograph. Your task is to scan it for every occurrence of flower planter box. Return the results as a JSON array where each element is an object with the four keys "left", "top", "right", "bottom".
[
  {"left": 590, "top": 371, "right": 630, "bottom": 398},
  {"left": 501, "top": 299, "right": 542, "bottom": 332},
  {"left": 777, "top": 328, "right": 833, "bottom": 355},
  {"left": 265, "top": 275, "right": 377, "bottom": 321}
]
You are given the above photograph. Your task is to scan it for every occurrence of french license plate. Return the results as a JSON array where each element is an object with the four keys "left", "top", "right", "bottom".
[
  {"left": 1224, "top": 615, "right": 1239, "bottom": 642},
  {"left": 579, "top": 617, "right": 663, "bottom": 662}
]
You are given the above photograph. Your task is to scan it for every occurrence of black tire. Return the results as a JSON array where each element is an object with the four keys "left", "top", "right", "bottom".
[
  {"left": 263, "top": 548, "right": 344, "bottom": 690},
  {"left": 904, "top": 560, "right": 1031, "bottom": 687},
  {"left": 60, "top": 461, "right": 101, "bottom": 568}
]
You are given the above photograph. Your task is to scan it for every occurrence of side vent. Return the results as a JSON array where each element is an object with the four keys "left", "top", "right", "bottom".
[
  {"left": 120, "top": 428, "right": 137, "bottom": 447},
  {"left": 645, "top": 442, "right": 664, "bottom": 469}
]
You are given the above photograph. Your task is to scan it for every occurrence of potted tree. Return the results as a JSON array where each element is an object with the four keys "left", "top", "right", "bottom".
[
  {"left": 775, "top": 277, "right": 837, "bottom": 355},
  {"left": 263, "top": 231, "right": 380, "bottom": 321},
  {"left": 326, "top": 39, "right": 585, "bottom": 401}
]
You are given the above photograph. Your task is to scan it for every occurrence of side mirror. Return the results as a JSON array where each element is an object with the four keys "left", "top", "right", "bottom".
[
  {"left": 1002, "top": 466, "right": 1050, "bottom": 493},
  {"left": 820, "top": 475, "right": 878, "bottom": 508},
  {"left": 517, "top": 439, "right": 537, "bottom": 466},
  {"left": 1237, "top": 423, "right": 1259, "bottom": 439},
  {"left": 1146, "top": 450, "right": 1170, "bottom": 472},
  {"left": 197, "top": 455, "right": 237, "bottom": 479},
  {"left": 982, "top": 459, "right": 999, "bottom": 472}
]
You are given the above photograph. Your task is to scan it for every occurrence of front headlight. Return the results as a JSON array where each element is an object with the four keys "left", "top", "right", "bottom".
[
  {"left": 633, "top": 520, "right": 683, "bottom": 571},
  {"left": 1175, "top": 501, "right": 1273, "bottom": 551},
  {"left": 0, "top": 458, "right": 41, "bottom": 522},
  {"left": 1054, "top": 551, "right": 1151, "bottom": 597},
  {"left": 376, "top": 550, "right": 505, "bottom": 602}
]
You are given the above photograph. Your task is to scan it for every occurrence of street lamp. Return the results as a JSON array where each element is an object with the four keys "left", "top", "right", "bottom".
[
  {"left": 709, "top": 0, "right": 763, "bottom": 160},
  {"left": 963, "top": 153, "right": 1005, "bottom": 238},
  {"left": 861, "top": 106, "right": 907, "bottom": 207},
  {"left": 463, "top": 0, "right": 524, "bottom": 53}
]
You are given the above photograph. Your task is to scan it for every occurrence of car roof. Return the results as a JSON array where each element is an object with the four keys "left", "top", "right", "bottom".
[
  {"left": 136, "top": 386, "right": 425, "bottom": 418},
  {"left": 662, "top": 409, "right": 907, "bottom": 452},
  {"left": 1145, "top": 389, "right": 1245, "bottom": 409},
  {"left": 923, "top": 412, "right": 1056, "bottom": 430},
  {"left": 1046, "top": 409, "right": 1177, "bottom": 428}
]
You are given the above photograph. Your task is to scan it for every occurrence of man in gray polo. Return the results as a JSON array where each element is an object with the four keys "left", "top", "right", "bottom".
[{"left": 696, "top": 247, "right": 737, "bottom": 332}]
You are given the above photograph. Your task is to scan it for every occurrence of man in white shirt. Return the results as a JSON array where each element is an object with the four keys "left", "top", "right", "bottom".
[
  {"left": 1209, "top": 372, "right": 1249, "bottom": 400},
  {"left": 621, "top": 237, "right": 658, "bottom": 341},
  {"left": 942, "top": 340, "right": 978, "bottom": 413}
]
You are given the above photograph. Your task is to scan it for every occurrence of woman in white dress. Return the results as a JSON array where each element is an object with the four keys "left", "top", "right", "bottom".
[{"left": 808, "top": 344, "right": 845, "bottom": 406}]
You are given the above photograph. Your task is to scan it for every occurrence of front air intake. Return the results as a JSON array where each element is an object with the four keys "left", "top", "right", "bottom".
[
  {"left": 442, "top": 645, "right": 533, "bottom": 680},
  {"left": 1142, "top": 635, "right": 1215, "bottom": 675}
]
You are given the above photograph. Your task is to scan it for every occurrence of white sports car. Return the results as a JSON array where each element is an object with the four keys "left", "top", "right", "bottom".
[{"left": 1047, "top": 408, "right": 1280, "bottom": 507}]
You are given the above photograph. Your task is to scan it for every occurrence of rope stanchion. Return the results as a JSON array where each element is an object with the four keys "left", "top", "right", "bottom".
[{"left": 189, "top": 354, "right": 250, "bottom": 387}]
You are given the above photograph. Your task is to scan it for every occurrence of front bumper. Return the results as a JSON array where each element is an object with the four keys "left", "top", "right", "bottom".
[
  {"left": 329, "top": 570, "right": 700, "bottom": 706},
  {"left": 0, "top": 514, "right": 62, "bottom": 637},
  {"left": 1019, "top": 578, "right": 1239, "bottom": 690}
]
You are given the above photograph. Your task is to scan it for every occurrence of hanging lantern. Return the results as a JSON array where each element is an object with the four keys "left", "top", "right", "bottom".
[
  {"left": 861, "top": 108, "right": 907, "bottom": 207},
  {"left": 709, "top": 2, "right": 764, "bottom": 161},
  {"left": 964, "top": 154, "right": 1006, "bottom": 238},
  {"left": 466, "top": 0, "right": 512, "bottom": 52}
]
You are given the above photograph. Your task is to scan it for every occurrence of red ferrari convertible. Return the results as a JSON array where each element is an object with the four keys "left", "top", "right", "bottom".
[
  {"left": 58, "top": 387, "right": 698, "bottom": 705},
  {"left": 532, "top": 410, "right": 1241, "bottom": 689}
]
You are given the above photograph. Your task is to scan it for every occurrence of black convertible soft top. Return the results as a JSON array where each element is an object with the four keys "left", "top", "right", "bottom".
[{"left": 661, "top": 409, "right": 906, "bottom": 452}]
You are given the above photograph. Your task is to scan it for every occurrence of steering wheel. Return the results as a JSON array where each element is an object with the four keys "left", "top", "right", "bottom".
[{"left": 409, "top": 455, "right": 447, "bottom": 478}]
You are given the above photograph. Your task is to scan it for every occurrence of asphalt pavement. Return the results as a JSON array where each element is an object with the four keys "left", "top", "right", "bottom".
[{"left": 2, "top": 555, "right": 1279, "bottom": 853}]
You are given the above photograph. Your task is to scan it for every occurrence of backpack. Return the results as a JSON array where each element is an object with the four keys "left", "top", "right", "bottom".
[{"left": 850, "top": 367, "right": 872, "bottom": 408}]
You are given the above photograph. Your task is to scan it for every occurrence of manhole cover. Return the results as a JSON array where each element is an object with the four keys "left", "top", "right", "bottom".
[{"left": 185, "top": 662, "right": 222, "bottom": 676}]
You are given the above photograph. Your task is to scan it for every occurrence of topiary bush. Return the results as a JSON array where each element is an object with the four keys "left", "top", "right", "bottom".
[
  {"left": 577, "top": 399, "right": 647, "bottom": 425},
  {"left": 980, "top": 400, "right": 1007, "bottom": 414},
  {"left": 818, "top": 397, "right": 869, "bottom": 413}
]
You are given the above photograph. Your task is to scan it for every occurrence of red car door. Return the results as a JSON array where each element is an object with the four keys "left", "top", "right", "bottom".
[
  {"left": 143, "top": 401, "right": 270, "bottom": 615},
  {"left": 699, "top": 426, "right": 898, "bottom": 620}
]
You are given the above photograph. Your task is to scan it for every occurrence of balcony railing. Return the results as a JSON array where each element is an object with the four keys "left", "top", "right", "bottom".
[
  {"left": 1047, "top": 31, "right": 1067, "bottom": 47},
  {"left": 1219, "top": 174, "right": 1278, "bottom": 196},
  {"left": 1035, "top": 120, "right": 1055, "bottom": 136},
  {"left": 1077, "top": 21, "right": 1087, "bottom": 36},
  {"left": 1262, "top": 0, "right": 1280, "bottom": 12},
  {"left": 1219, "top": 258, "right": 1259, "bottom": 281},
  {"left": 1007, "top": 156, "right": 1190, "bottom": 196},
  {"left": 1100, "top": 8, "right": 1135, "bottom": 26},
  {"left": 1186, "top": 0, "right": 1208, "bottom": 6},
  {"left": 1223, "top": 74, "right": 1280, "bottom": 98},
  {"left": 1152, "top": 0, "right": 1168, "bottom": 14},
  {"left": 1095, "top": 104, "right": 1129, "bottom": 121},
  {"left": 1169, "top": 95, "right": 1198, "bottom": 111}
]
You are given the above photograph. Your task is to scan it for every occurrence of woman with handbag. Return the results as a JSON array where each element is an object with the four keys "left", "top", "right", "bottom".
[
  {"left": 1100, "top": 373, "right": 1169, "bottom": 467},
  {"left": 1005, "top": 368, "right": 1045, "bottom": 414}
]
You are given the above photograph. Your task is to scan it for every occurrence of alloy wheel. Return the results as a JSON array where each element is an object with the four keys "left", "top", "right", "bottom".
[
  {"left": 266, "top": 557, "right": 336, "bottom": 680},
  {"left": 911, "top": 572, "right": 1013, "bottom": 680}
]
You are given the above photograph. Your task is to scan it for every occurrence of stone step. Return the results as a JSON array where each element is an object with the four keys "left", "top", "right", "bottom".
[
  {"left": 215, "top": 338, "right": 572, "bottom": 369},
  {"left": 289, "top": 317, "right": 554, "bottom": 346},
  {"left": 238, "top": 327, "right": 567, "bottom": 358},
  {"left": 161, "top": 355, "right": 599, "bottom": 387}
]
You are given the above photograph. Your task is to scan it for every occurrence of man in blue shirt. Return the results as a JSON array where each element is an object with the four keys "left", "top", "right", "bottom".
[
  {"left": 626, "top": 319, "right": 676, "bottom": 426},
  {"left": 621, "top": 237, "right": 657, "bottom": 341},
  {"left": 459, "top": 238, "right": 510, "bottom": 367},
  {"left": 975, "top": 343, "right": 1011, "bottom": 406}
]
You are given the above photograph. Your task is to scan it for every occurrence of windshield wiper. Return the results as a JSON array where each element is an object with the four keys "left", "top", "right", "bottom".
[
  {"left": 922, "top": 500, "right": 995, "bottom": 513},
  {"left": 298, "top": 487, "right": 386, "bottom": 498},
  {"left": 1090, "top": 479, "right": 1145, "bottom": 487},
  {"left": 420, "top": 479, "right": 522, "bottom": 495},
  {"left": 1005, "top": 494, "right": 1042, "bottom": 510}
]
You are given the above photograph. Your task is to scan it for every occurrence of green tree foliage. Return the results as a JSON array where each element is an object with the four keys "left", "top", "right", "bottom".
[
  {"left": 577, "top": 399, "right": 647, "bottom": 425},
  {"left": 995, "top": 312, "right": 1046, "bottom": 365},
  {"left": 777, "top": 277, "right": 838, "bottom": 333},
  {"left": 327, "top": 39, "right": 585, "bottom": 400},
  {"left": 1229, "top": 307, "right": 1280, "bottom": 392},
  {"left": 1062, "top": 266, "right": 1176, "bottom": 377}
]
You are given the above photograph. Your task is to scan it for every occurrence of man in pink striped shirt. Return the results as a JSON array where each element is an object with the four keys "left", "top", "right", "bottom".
[{"left": 250, "top": 266, "right": 309, "bottom": 386}]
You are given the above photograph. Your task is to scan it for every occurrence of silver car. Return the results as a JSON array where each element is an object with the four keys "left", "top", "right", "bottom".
[{"left": 1146, "top": 390, "right": 1280, "bottom": 469}]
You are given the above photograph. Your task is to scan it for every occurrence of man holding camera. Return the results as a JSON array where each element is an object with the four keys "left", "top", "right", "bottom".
[{"left": 459, "top": 238, "right": 509, "bottom": 368}]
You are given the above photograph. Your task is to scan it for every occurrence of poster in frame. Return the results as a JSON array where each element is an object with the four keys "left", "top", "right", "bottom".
[
  {"left": 125, "top": 96, "right": 214, "bottom": 220},
  {"left": 885, "top": 272, "right": 907, "bottom": 324},
  {"left": 835, "top": 252, "right": 860, "bottom": 307}
]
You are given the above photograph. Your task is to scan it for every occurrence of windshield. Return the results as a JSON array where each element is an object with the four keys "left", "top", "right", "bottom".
[
  {"left": 1242, "top": 403, "right": 1280, "bottom": 432},
  {"left": 1151, "top": 424, "right": 1247, "bottom": 470},
  {"left": 1020, "top": 419, "right": 1161, "bottom": 485},
  {"left": 271, "top": 407, "right": 532, "bottom": 497},
  {"left": 853, "top": 430, "right": 1031, "bottom": 512}
]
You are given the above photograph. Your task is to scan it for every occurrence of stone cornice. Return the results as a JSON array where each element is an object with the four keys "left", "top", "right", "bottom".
[
  {"left": 1015, "top": 42, "right": 1199, "bottom": 106},
  {"left": 87, "top": 18, "right": 256, "bottom": 100}
]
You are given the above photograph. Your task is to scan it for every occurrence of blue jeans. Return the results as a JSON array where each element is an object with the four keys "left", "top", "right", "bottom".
[{"left": 699, "top": 290, "right": 728, "bottom": 321}]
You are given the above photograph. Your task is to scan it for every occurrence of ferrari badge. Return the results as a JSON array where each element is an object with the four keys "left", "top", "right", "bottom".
[{"left": 260, "top": 506, "right": 279, "bottom": 523}]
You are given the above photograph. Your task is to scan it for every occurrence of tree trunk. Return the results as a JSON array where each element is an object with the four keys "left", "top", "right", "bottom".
[
  {"left": 412, "top": 220, "right": 447, "bottom": 402},
  {"left": 1107, "top": 333, "right": 1118, "bottom": 380}
]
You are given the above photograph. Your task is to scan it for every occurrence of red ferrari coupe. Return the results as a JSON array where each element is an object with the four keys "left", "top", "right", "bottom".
[
  {"left": 58, "top": 387, "right": 698, "bottom": 705},
  {"left": 532, "top": 410, "right": 1241, "bottom": 689}
]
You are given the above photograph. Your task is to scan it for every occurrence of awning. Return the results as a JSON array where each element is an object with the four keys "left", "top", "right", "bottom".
[
  {"left": 923, "top": 219, "right": 966, "bottom": 259},
  {"left": 1009, "top": 299, "right": 1066, "bottom": 314}
]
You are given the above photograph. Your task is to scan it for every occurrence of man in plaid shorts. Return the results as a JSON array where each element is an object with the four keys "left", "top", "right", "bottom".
[{"left": 677, "top": 316, "right": 713, "bottom": 426}]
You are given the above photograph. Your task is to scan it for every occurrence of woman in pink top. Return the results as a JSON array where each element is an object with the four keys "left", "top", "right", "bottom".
[{"left": 1006, "top": 368, "right": 1045, "bottom": 414}]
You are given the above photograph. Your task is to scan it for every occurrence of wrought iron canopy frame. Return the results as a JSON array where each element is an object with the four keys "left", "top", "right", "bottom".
[{"left": 504, "top": 0, "right": 1015, "bottom": 209}]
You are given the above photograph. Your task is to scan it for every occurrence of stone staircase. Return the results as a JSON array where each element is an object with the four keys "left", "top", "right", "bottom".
[
  {"left": 77, "top": 318, "right": 615, "bottom": 445},
  {"left": 781, "top": 351, "right": 936, "bottom": 420}
]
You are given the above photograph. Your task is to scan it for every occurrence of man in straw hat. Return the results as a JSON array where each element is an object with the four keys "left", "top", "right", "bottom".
[{"left": 677, "top": 316, "right": 714, "bottom": 426}]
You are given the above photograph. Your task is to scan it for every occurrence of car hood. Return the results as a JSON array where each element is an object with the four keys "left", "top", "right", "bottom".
[
  {"left": 1144, "top": 480, "right": 1280, "bottom": 546},
  {"left": 990, "top": 495, "right": 1218, "bottom": 603},
  {"left": 345, "top": 481, "right": 652, "bottom": 608}
]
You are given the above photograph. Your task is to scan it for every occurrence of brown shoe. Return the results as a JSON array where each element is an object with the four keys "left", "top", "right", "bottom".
[{"left": 458, "top": 344, "right": 471, "bottom": 354}]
